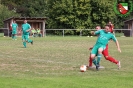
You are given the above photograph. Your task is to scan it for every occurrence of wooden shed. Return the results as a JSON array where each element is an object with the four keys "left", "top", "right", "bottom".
[
  {"left": 124, "top": 18, "right": 133, "bottom": 37},
  {"left": 3, "top": 17, "right": 48, "bottom": 37}
]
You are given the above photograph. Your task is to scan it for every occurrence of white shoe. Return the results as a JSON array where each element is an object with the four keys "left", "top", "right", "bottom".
[
  {"left": 117, "top": 61, "right": 121, "bottom": 69},
  {"left": 86, "top": 65, "right": 95, "bottom": 69},
  {"left": 87, "top": 65, "right": 105, "bottom": 69},
  {"left": 90, "top": 66, "right": 96, "bottom": 68},
  {"left": 99, "top": 66, "right": 105, "bottom": 69}
]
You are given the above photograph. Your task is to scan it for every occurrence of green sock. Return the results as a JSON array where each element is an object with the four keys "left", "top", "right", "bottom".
[
  {"left": 97, "top": 54, "right": 102, "bottom": 65},
  {"left": 23, "top": 42, "right": 26, "bottom": 48},
  {"left": 13, "top": 36, "right": 16, "bottom": 39},
  {"left": 93, "top": 59, "right": 97, "bottom": 66},
  {"left": 14, "top": 36, "right": 16, "bottom": 39},
  {"left": 27, "top": 39, "right": 32, "bottom": 43}
]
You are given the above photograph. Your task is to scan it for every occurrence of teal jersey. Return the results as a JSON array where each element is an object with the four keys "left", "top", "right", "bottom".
[
  {"left": 12, "top": 23, "right": 18, "bottom": 31},
  {"left": 94, "top": 30, "right": 117, "bottom": 46},
  {"left": 22, "top": 23, "right": 31, "bottom": 35}
]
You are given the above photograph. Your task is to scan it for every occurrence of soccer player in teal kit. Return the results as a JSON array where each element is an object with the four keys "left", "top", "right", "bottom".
[
  {"left": 90, "top": 25, "right": 121, "bottom": 70},
  {"left": 22, "top": 19, "right": 33, "bottom": 48},
  {"left": 12, "top": 20, "right": 18, "bottom": 40},
  {"left": 88, "top": 25, "right": 121, "bottom": 69}
]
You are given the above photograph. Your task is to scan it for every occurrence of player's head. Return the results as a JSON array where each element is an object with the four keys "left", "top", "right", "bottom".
[
  {"left": 108, "top": 21, "right": 112, "bottom": 25},
  {"left": 96, "top": 26, "right": 101, "bottom": 30},
  {"left": 13, "top": 20, "right": 16, "bottom": 23},
  {"left": 104, "top": 25, "right": 110, "bottom": 32},
  {"left": 24, "top": 19, "right": 27, "bottom": 23}
]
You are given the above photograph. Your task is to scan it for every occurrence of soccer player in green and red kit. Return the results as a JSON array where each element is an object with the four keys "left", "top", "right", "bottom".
[
  {"left": 103, "top": 22, "right": 121, "bottom": 67},
  {"left": 89, "top": 25, "right": 121, "bottom": 70},
  {"left": 11, "top": 20, "right": 18, "bottom": 40},
  {"left": 88, "top": 23, "right": 121, "bottom": 69},
  {"left": 22, "top": 19, "right": 33, "bottom": 48}
]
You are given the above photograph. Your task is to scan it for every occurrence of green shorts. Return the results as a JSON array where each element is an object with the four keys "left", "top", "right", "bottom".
[
  {"left": 22, "top": 34, "right": 29, "bottom": 41},
  {"left": 12, "top": 31, "right": 17, "bottom": 34},
  {"left": 91, "top": 44, "right": 106, "bottom": 55}
]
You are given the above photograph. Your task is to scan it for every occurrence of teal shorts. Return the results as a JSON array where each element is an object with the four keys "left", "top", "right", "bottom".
[
  {"left": 22, "top": 34, "right": 29, "bottom": 41},
  {"left": 91, "top": 44, "right": 106, "bottom": 55},
  {"left": 12, "top": 31, "right": 17, "bottom": 34}
]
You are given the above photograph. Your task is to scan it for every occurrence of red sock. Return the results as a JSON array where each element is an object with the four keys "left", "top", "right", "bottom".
[
  {"left": 106, "top": 56, "right": 118, "bottom": 64},
  {"left": 89, "top": 55, "right": 92, "bottom": 66}
]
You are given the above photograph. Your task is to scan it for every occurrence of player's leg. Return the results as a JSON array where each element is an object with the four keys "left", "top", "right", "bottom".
[
  {"left": 88, "top": 54, "right": 93, "bottom": 67},
  {"left": 12, "top": 30, "right": 16, "bottom": 40},
  {"left": 90, "top": 54, "right": 97, "bottom": 66},
  {"left": 97, "top": 50, "right": 102, "bottom": 65},
  {"left": 102, "top": 45, "right": 119, "bottom": 64},
  {"left": 14, "top": 31, "right": 17, "bottom": 40},
  {"left": 22, "top": 35, "right": 27, "bottom": 48},
  {"left": 88, "top": 54, "right": 99, "bottom": 69},
  {"left": 102, "top": 44, "right": 121, "bottom": 69},
  {"left": 14, "top": 34, "right": 17, "bottom": 40},
  {"left": 90, "top": 46, "right": 98, "bottom": 67},
  {"left": 88, "top": 47, "right": 93, "bottom": 67},
  {"left": 12, "top": 33, "right": 14, "bottom": 40},
  {"left": 26, "top": 35, "right": 33, "bottom": 45},
  {"left": 96, "top": 47, "right": 104, "bottom": 70}
]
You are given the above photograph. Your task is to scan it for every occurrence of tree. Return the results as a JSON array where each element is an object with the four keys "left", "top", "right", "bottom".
[
  {"left": 90, "top": 0, "right": 116, "bottom": 28},
  {"left": 47, "top": 0, "right": 92, "bottom": 29},
  {"left": 1, "top": 0, "right": 132, "bottom": 29},
  {"left": 0, "top": 4, "right": 20, "bottom": 27},
  {"left": 1, "top": 0, "right": 48, "bottom": 17},
  {"left": 18, "top": 0, "right": 48, "bottom": 17}
]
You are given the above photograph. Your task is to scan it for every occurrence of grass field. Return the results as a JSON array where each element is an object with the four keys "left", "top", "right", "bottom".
[{"left": 0, "top": 36, "right": 133, "bottom": 88}]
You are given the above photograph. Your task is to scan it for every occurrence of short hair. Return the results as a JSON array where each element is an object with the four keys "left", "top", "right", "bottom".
[
  {"left": 105, "top": 24, "right": 110, "bottom": 27},
  {"left": 96, "top": 25, "right": 101, "bottom": 28}
]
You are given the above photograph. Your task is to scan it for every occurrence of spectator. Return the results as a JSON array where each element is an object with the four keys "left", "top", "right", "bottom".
[
  {"left": 37, "top": 28, "right": 42, "bottom": 37},
  {"left": 31, "top": 28, "right": 37, "bottom": 37}
]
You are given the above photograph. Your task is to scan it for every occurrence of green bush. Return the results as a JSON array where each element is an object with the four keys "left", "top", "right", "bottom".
[
  {"left": 114, "top": 32, "right": 124, "bottom": 37},
  {"left": 81, "top": 30, "right": 91, "bottom": 36},
  {"left": 0, "top": 4, "right": 20, "bottom": 27},
  {"left": 64, "top": 30, "right": 74, "bottom": 35}
]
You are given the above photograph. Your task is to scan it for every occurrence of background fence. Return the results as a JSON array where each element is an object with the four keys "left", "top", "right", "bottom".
[
  {"left": 0, "top": 28, "right": 132, "bottom": 37},
  {"left": 45, "top": 29, "right": 132, "bottom": 37}
]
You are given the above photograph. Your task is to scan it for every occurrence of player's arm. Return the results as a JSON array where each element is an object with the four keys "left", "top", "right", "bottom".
[
  {"left": 111, "top": 24, "right": 114, "bottom": 30},
  {"left": 115, "top": 40, "right": 121, "bottom": 52},
  {"left": 26, "top": 24, "right": 31, "bottom": 32},
  {"left": 11, "top": 25, "right": 12, "bottom": 28},
  {"left": 111, "top": 35, "right": 121, "bottom": 52},
  {"left": 89, "top": 46, "right": 93, "bottom": 50},
  {"left": 91, "top": 30, "right": 101, "bottom": 36}
]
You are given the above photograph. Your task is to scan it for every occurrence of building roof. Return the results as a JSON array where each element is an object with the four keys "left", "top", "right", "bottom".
[
  {"left": 124, "top": 18, "right": 133, "bottom": 23},
  {"left": 3, "top": 17, "right": 48, "bottom": 22}
]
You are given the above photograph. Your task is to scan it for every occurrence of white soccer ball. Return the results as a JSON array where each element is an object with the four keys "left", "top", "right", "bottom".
[{"left": 80, "top": 65, "right": 87, "bottom": 72}]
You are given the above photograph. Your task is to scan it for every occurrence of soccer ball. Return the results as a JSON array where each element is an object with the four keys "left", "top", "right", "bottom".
[{"left": 80, "top": 65, "right": 87, "bottom": 72}]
